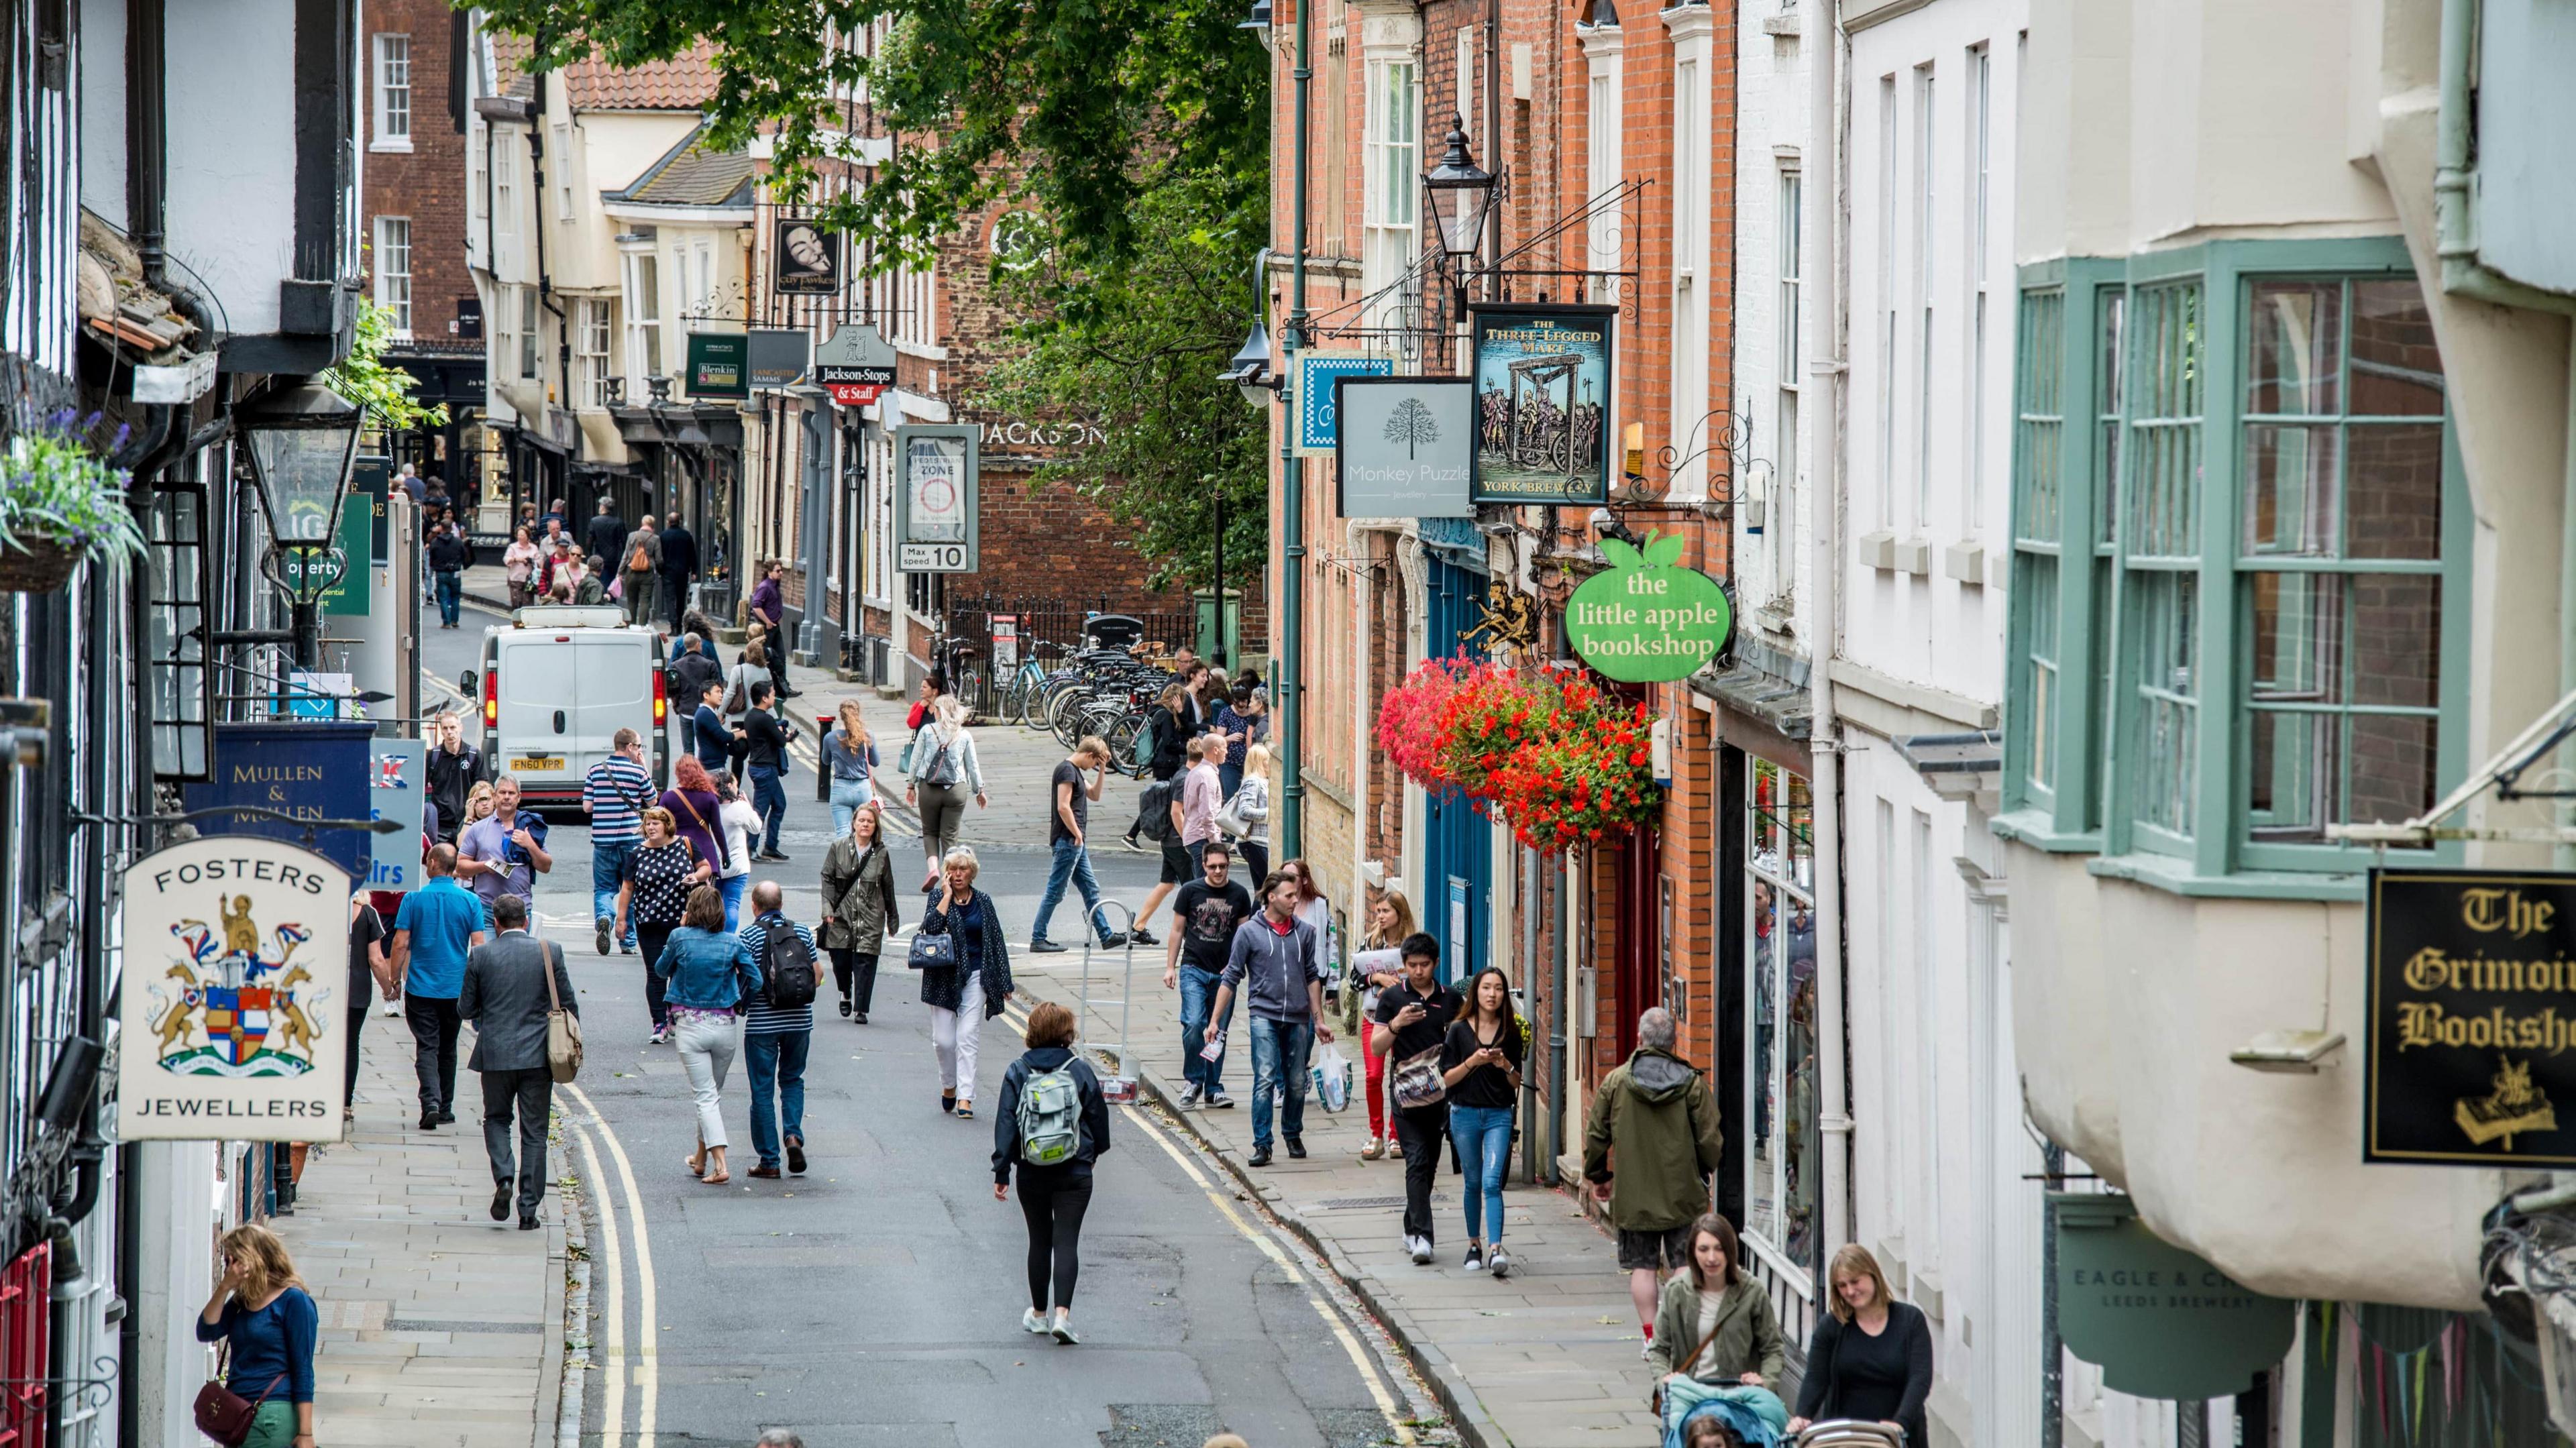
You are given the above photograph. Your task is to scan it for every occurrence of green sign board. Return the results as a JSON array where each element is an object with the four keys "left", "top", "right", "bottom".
[
  {"left": 2053, "top": 1193, "right": 2296, "bottom": 1402},
  {"left": 318, "top": 497, "right": 372, "bottom": 616},
  {"left": 687, "top": 332, "right": 749, "bottom": 400},
  {"left": 1564, "top": 532, "right": 1732, "bottom": 682}
]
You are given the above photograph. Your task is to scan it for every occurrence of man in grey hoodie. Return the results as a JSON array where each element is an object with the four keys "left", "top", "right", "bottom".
[{"left": 1210, "top": 870, "right": 1336, "bottom": 1167}]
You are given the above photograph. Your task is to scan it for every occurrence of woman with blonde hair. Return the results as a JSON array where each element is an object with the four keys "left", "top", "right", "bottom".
[
  {"left": 820, "top": 800, "right": 901, "bottom": 1023},
  {"left": 1231, "top": 742, "right": 1273, "bottom": 884},
  {"left": 905, "top": 693, "right": 987, "bottom": 889},
  {"left": 823, "top": 699, "right": 882, "bottom": 836},
  {"left": 653, "top": 884, "right": 764, "bottom": 1185},
  {"left": 1347, "top": 887, "right": 1417, "bottom": 1158},
  {"left": 918, "top": 845, "right": 1014, "bottom": 1118},
  {"left": 195, "top": 1223, "right": 319, "bottom": 1447},
  {"left": 1785, "top": 1243, "right": 1933, "bottom": 1444},
  {"left": 462, "top": 779, "right": 498, "bottom": 828}
]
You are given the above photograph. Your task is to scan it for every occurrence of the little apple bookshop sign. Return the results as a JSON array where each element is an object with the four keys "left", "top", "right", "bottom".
[{"left": 1565, "top": 532, "right": 1733, "bottom": 682}]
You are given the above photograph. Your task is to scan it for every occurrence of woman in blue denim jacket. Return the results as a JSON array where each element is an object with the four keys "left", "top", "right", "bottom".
[{"left": 652, "top": 884, "right": 765, "bottom": 1184}]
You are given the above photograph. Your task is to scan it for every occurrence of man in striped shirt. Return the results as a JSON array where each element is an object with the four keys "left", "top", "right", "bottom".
[
  {"left": 584, "top": 728, "right": 656, "bottom": 956},
  {"left": 738, "top": 880, "right": 817, "bottom": 1180}
]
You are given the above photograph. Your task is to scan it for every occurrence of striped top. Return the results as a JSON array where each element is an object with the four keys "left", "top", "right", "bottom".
[
  {"left": 737, "top": 914, "right": 816, "bottom": 1033},
  {"left": 583, "top": 756, "right": 655, "bottom": 844}
]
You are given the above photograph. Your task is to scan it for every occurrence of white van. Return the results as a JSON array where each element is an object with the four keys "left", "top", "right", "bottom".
[{"left": 464, "top": 606, "right": 669, "bottom": 805}]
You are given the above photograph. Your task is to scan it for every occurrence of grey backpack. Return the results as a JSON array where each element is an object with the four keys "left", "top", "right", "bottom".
[{"left": 1016, "top": 1060, "right": 1085, "bottom": 1166}]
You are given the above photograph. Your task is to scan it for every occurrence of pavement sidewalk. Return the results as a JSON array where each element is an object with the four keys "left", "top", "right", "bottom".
[{"left": 271, "top": 1007, "right": 572, "bottom": 1448}]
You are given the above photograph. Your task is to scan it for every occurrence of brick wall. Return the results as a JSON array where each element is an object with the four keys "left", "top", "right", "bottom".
[{"left": 359, "top": 2, "right": 473, "bottom": 345}]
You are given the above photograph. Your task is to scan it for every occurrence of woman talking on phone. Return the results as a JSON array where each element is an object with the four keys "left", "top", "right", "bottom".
[{"left": 196, "top": 1223, "right": 320, "bottom": 1447}]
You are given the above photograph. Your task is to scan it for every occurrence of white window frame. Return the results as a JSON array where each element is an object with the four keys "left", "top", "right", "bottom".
[
  {"left": 1360, "top": 54, "right": 1419, "bottom": 326},
  {"left": 372, "top": 34, "right": 411, "bottom": 152},
  {"left": 1774, "top": 168, "right": 1803, "bottom": 602},
  {"left": 1914, "top": 63, "right": 1937, "bottom": 535},
  {"left": 1966, "top": 44, "right": 1992, "bottom": 535},
  {"left": 373, "top": 216, "right": 413, "bottom": 337},
  {"left": 576, "top": 298, "right": 612, "bottom": 408},
  {"left": 553, "top": 124, "right": 575, "bottom": 221},
  {"left": 623, "top": 252, "right": 663, "bottom": 382},
  {"left": 519, "top": 286, "right": 540, "bottom": 382}
]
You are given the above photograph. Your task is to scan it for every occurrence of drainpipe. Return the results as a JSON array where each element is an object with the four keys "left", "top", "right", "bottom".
[
  {"left": 1550, "top": 612, "right": 1573, "bottom": 1182},
  {"left": 2432, "top": 0, "right": 2475, "bottom": 278},
  {"left": 1803, "top": 0, "right": 1854, "bottom": 1276}
]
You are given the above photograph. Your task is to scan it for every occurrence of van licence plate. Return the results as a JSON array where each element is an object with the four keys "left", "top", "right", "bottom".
[{"left": 511, "top": 757, "right": 564, "bottom": 772}]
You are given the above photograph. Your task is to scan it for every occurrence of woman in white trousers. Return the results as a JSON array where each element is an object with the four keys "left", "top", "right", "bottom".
[{"left": 917, "top": 847, "right": 1016, "bottom": 1119}]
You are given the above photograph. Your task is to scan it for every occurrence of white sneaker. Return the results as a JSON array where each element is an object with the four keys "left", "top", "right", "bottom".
[
  {"left": 1050, "top": 1309, "right": 1079, "bottom": 1345},
  {"left": 1177, "top": 1084, "right": 1204, "bottom": 1110},
  {"left": 1409, "top": 1235, "right": 1432, "bottom": 1266},
  {"left": 1488, "top": 1247, "right": 1511, "bottom": 1279},
  {"left": 1022, "top": 1308, "right": 1049, "bottom": 1334}
]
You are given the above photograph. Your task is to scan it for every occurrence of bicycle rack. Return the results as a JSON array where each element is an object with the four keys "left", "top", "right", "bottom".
[{"left": 1074, "top": 901, "right": 1142, "bottom": 1103}]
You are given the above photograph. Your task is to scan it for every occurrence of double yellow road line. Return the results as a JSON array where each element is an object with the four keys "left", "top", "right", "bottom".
[{"left": 562, "top": 1082, "right": 660, "bottom": 1448}]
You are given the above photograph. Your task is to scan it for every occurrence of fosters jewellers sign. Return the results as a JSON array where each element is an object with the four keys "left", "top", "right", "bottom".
[{"left": 2366, "top": 869, "right": 2576, "bottom": 1167}]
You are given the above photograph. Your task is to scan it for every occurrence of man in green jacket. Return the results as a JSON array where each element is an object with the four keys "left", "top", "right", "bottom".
[{"left": 1583, "top": 1007, "right": 1723, "bottom": 1354}]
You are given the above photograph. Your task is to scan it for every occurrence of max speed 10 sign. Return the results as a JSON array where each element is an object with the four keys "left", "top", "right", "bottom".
[{"left": 895, "top": 425, "right": 980, "bottom": 573}]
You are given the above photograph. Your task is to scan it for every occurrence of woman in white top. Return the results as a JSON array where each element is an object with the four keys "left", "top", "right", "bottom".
[
  {"left": 713, "top": 776, "right": 761, "bottom": 932},
  {"left": 904, "top": 694, "right": 988, "bottom": 889},
  {"left": 1231, "top": 743, "right": 1274, "bottom": 883}
]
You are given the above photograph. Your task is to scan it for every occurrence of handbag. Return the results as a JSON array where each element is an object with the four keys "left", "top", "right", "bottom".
[
  {"left": 1391, "top": 1043, "right": 1448, "bottom": 1110},
  {"left": 542, "top": 942, "right": 583, "bottom": 1083},
  {"left": 193, "top": 1359, "right": 284, "bottom": 1448},
  {"left": 908, "top": 893, "right": 963, "bottom": 970},
  {"left": 1214, "top": 793, "right": 1250, "bottom": 840}
]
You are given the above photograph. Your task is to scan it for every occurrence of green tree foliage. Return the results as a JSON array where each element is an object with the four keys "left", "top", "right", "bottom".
[
  {"left": 321, "top": 300, "right": 449, "bottom": 433},
  {"left": 979, "top": 176, "right": 1267, "bottom": 595}
]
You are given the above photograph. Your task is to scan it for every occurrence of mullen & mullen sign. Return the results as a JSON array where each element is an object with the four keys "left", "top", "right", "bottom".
[
  {"left": 117, "top": 836, "right": 349, "bottom": 1141},
  {"left": 2366, "top": 869, "right": 2576, "bottom": 1166}
]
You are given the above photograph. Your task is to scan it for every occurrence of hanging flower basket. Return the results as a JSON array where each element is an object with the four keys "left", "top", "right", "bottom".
[
  {"left": 1379, "top": 655, "right": 1664, "bottom": 852},
  {"left": 0, "top": 419, "right": 145, "bottom": 593},
  {"left": 1377, "top": 656, "right": 1472, "bottom": 791},
  {"left": 1431, "top": 661, "right": 1570, "bottom": 798}
]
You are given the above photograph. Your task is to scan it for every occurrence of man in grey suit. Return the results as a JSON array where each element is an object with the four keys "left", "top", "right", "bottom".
[{"left": 458, "top": 894, "right": 578, "bottom": 1229}]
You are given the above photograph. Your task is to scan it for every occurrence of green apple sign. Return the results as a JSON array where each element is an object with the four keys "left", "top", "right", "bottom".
[{"left": 1566, "top": 532, "right": 1733, "bottom": 682}]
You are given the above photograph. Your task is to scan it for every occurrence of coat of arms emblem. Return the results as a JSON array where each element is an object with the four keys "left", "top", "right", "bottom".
[{"left": 149, "top": 893, "right": 327, "bottom": 1078}]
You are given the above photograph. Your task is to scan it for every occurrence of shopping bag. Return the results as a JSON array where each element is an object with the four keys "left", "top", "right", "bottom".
[{"left": 1311, "top": 1041, "right": 1352, "bottom": 1112}]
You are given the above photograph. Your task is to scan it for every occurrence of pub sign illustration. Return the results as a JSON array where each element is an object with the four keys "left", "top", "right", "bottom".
[
  {"left": 1469, "top": 303, "right": 1615, "bottom": 506},
  {"left": 117, "top": 836, "right": 350, "bottom": 1141}
]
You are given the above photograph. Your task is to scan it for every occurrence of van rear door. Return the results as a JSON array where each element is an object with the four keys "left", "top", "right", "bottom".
[
  {"left": 568, "top": 632, "right": 652, "bottom": 791},
  {"left": 494, "top": 632, "right": 582, "bottom": 797}
]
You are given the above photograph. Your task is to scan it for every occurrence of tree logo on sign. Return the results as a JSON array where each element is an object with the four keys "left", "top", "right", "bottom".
[{"left": 1384, "top": 397, "right": 1441, "bottom": 459}]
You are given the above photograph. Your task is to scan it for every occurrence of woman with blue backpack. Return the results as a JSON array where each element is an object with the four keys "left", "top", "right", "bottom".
[{"left": 992, "top": 1000, "right": 1111, "bottom": 1345}]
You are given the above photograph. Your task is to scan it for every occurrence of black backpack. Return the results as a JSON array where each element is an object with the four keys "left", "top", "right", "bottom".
[
  {"left": 759, "top": 918, "right": 820, "bottom": 1009},
  {"left": 1137, "top": 779, "right": 1179, "bottom": 843}
]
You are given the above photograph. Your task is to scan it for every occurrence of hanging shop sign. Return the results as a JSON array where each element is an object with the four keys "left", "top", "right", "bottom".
[
  {"left": 117, "top": 836, "right": 350, "bottom": 1141},
  {"left": 746, "top": 328, "right": 812, "bottom": 390},
  {"left": 184, "top": 720, "right": 377, "bottom": 880},
  {"left": 1469, "top": 302, "right": 1615, "bottom": 506},
  {"left": 1566, "top": 532, "right": 1735, "bottom": 682},
  {"left": 816, "top": 322, "right": 898, "bottom": 407},
  {"left": 2365, "top": 869, "right": 2576, "bottom": 1166},
  {"left": 1334, "top": 376, "right": 1475, "bottom": 518},
  {"left": 772, "top": 218, "right": 843, "bottom": 295},
  {"left": 2052, "top": 1192, "right": 2296, "bottom": 1400},
  {"left": 369, "top": 738, "right": 426, "bottom": 892},
  {"left": 894, "top": 424, "right": 979, "bottom": 573},
  {"left": 1291, "top": 351, "right": 1395, "bottom": 457},
  {"left": 686, "top": 332, "right": 749, "bottom": 400}
]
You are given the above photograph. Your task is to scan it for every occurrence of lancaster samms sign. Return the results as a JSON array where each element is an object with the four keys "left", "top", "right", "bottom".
[
  {"left": 2367, "top": 869, "right": 2576, "bottom": 1167},
  {"left": 118, "top": 837, "right": 349, "bottom": 1141}
]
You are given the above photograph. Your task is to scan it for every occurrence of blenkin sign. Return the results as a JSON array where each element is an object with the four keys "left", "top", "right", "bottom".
[
  {"left": 118, "top": 836, "right": 349, "bottom": 1141},
  {"left": 2052, "top": 1193, "right": 2294, "bottom": 1400},
  {"left": 1564, "top": 532, "right": 1733, "bottom": 682}
]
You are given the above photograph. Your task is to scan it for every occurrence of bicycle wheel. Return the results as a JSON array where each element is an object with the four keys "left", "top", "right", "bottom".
[{"left": 1104, "top": 709, "right": 1146, "bottom": 776}]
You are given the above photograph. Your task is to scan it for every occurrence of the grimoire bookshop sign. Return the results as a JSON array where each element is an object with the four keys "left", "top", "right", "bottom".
[{"left": 2367, "top": 869, "right": 2576, "bottom": 1166}]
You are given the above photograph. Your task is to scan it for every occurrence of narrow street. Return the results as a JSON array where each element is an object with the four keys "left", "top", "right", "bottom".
[{"left": 418, "top": 606, "right": 1431, "bottom": 1447}]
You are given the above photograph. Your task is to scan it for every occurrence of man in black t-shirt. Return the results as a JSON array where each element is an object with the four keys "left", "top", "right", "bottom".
[
  {"left": 1032, "top": 738, "right": 1128, "bottom": 952},
  {"left": 345, "top": 896, "right": 390, "bottom": 1118},
  {"left": 1162, "top": 841, "right": 1253, "bottom": 1109},
  {"left": 737, "top": 681, "right": 793, "bottom": 862},
  {"left": 1372, "top": 933, "right": 1463, "bottom": 1264}
]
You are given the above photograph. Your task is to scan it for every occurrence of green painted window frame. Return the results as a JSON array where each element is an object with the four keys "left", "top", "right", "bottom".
[{"left": 1998, "top": 239, "right": 2467, "bottom": 897}]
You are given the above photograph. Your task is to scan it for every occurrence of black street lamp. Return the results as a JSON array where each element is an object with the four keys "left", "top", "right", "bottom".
[
  {"left": 1423, "top": 117, "right": 1498, "bottom": 262},
  {"left": 1222, "top": 322, "right": 1281, "bottom": 408},
  {"left": 236, "top": 380, "right": 364, "bottom": 668}
]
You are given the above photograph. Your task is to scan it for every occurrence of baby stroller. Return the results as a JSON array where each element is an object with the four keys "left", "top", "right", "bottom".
[{"left": 1791, "top": 1424, "right": 1906, "bottom": 1448}]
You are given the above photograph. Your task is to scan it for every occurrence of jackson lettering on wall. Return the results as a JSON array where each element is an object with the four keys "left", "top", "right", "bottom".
[{"left": 2366, "top": 869, "right": 2576, "bottom": 1166}]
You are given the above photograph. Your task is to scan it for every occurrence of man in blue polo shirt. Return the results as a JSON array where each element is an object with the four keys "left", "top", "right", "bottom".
[{"left": 390, "top": 845, "right": 488, "bottom": 1131}]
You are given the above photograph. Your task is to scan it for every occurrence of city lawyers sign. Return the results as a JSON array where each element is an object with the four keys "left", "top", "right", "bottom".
[
  {"left": 2366, "top": 869, "right": 2576, "bottom": 1166},
  {"left": 119, "top": 836, "right": 350, "bottom": 1141},
  {"left": 1334, "top": 376, "right": 1472, "bottom": 518}
]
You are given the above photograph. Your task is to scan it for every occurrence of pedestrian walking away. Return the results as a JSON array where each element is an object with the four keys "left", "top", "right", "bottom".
[
  {"left": 1030, "top": 736, "right": 1127, "bottom": 952},
  {"left": 722, "top": 643, "right": 769, "bottom": 780},
  {"left": 653, "top": 885, "right": 765, "bottom": 1186},
  {"left": 1210, "top": 869, "right": 1334, "bottom": 1166},
  {"left": 456, "top": 774, "right": 553, "bottom": 926},
  {"left": 1126, "top": 734, "right": 1196, "bottom": 946},
  {"left": 658, "top": 754, "right": 733, "bottom": 930},
  {"left": 714, "top": 776, "right": 761, "bottom": 930},
  {"left": 619, "top": 513, "right": 663, "bottom": 625},
  {"left": 823, "top": 699, "right": 883, "bottom": 836},
  {"left": 737, "top": 881, "right": 819, "bottom": 1180},
  {"left": 670, "top": 635, "right": 724, "bottom": 757},
  {"left": 1161, "top": 840, "right": 1251, "bottom": 1109},
  {"left": 918, "top": 846, "right": 1016, "bottom": 1119},
  {"left": 576, "top": 555, "right": 609, "bottom": 606},
  {"left": 737, "top": 679, "right": 794, "bottom": 860},
  {"left": 1647, "top": 1213, "right": 1788, "bottom": 1400},
  {"left": 1228, "top": 742, "right": 1273, "bottom": 884},
  {"left": 585, "top": 496, "right": 626, "bottom": 567},
  {"left": 343, "top": 893, "right": 391, "bottom": 1121},
  {"left": 992, "top": 1000, "right": 1112, "bottom": 1345},
  {"left": 1122, "top": 681, "right": 1190, "bottom": 853},
  {"left": 390, "top": 844, "right": 486, "bottom": 1129},
  {"left": 585, "top": 727, "right": 656, "bottom": 955},
  {"left": 1442, "top": 966, "right": 1527, "bottom": 1276},
  {"left": 1371, "top": 934, "right": 1460, "bottom": 1261},
  {"left": 905, "top": 692, "right": 986, "bottom": 889},
  {"left": 195, "top": 1224, "right": 320, "bottom": 1448},
  {"left": 658, "top": 514, "right": 698, "bottom": 628},
  {"left": 614, "top": 806, "right": 715, "bottom": 1042},
  {"left": 458, "top": 895, "right": 580, "bottom": 1229},
  {"left": 1346, "top": 889, "right": 1415, "bottom": 1160},
  {"left": 1583, "top": 1006, "right": 1725, "bottom": 1355},
  {"left": 819, "top": 801, "right": 901, "bottom": 1023},
  {"left": 424, "top": 711, "right": 487, "bottom": 847},
  {"left": 425, "top": 520, "right": 473, "bottom": 628},
  {"left": 1786, "top": 1243, "right": 1933, "bottom": 1447}
]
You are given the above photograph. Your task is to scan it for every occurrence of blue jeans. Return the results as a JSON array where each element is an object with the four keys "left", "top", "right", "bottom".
[
  {"left": 434, "top": 570, "right": 462, "bottom": 626},
  {"left": 592, "top": 838, "right": 638, "bottom": 948},
  {"left": 1450, "top": 1103, "right": 1514, "bottom": 1245},
  {"left": 1177, "top": 964, "right": 1234, "bottom": 1096},
  {"left": 720, "top": 874, "right": 747, "bottom": 932},
  {"left": 1246, "top": 1015, "right": 1313, "bottom": 1150},
  {"left": 751, "top": 767, "right": 788, "bottom": 853},
  {"left": 828, "top": 775, "right": 876, "bottom": 838},
  {"left": 743, "top": 1028, "right": 810, "bottom": 1170},
  {"left": 1032, "top": 837, "right": 1114, "bottom": 945}
]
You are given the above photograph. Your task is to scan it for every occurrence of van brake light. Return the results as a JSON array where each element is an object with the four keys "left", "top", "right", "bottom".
[
  {"left": 483, "top": 668, "right": 498, "bottom": 728},
  {"left": 653, "top": 668, "right": 667, "bottom": 726}
]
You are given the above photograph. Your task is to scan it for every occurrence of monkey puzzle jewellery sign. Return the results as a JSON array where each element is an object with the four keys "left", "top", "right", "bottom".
[
  {"left": 1290, "top": 351, "right": 1395, "bottom": 457},
  {"left": 1565, "top": 532, "right": 1734, "bottom": 681},
  {"left": 1469, "top": 303, "right": 1615, "bottom": 506},
  {"left": 2365, "top": 870, "right": 2576, "bottom": 1166},
  {"left": 118, "top": 837, "right": 349, "bottom": 1141},
  {"left": 1333, "top": 376, "right": 1474, "bottom": 518}
]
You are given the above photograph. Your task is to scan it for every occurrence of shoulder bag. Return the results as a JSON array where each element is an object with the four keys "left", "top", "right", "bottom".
[
  {"left": 908, "top": 892, "right": 963, "bottom": 970},
  {"left": 194, "top": 1337, "right": 285, "bottom": 1448},
  {"left": 543, "top": 941, "right": 583, "bottom": 1082},
  {"left": 1391, "top": 1042, "right": 1448, "bottom": 1110},
  {"left": 1649, "top": 1306, "right": 1735, "bottom": 1412},
  {"left": 669, "top": 791, "right": 735, "bottom": 874}
]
